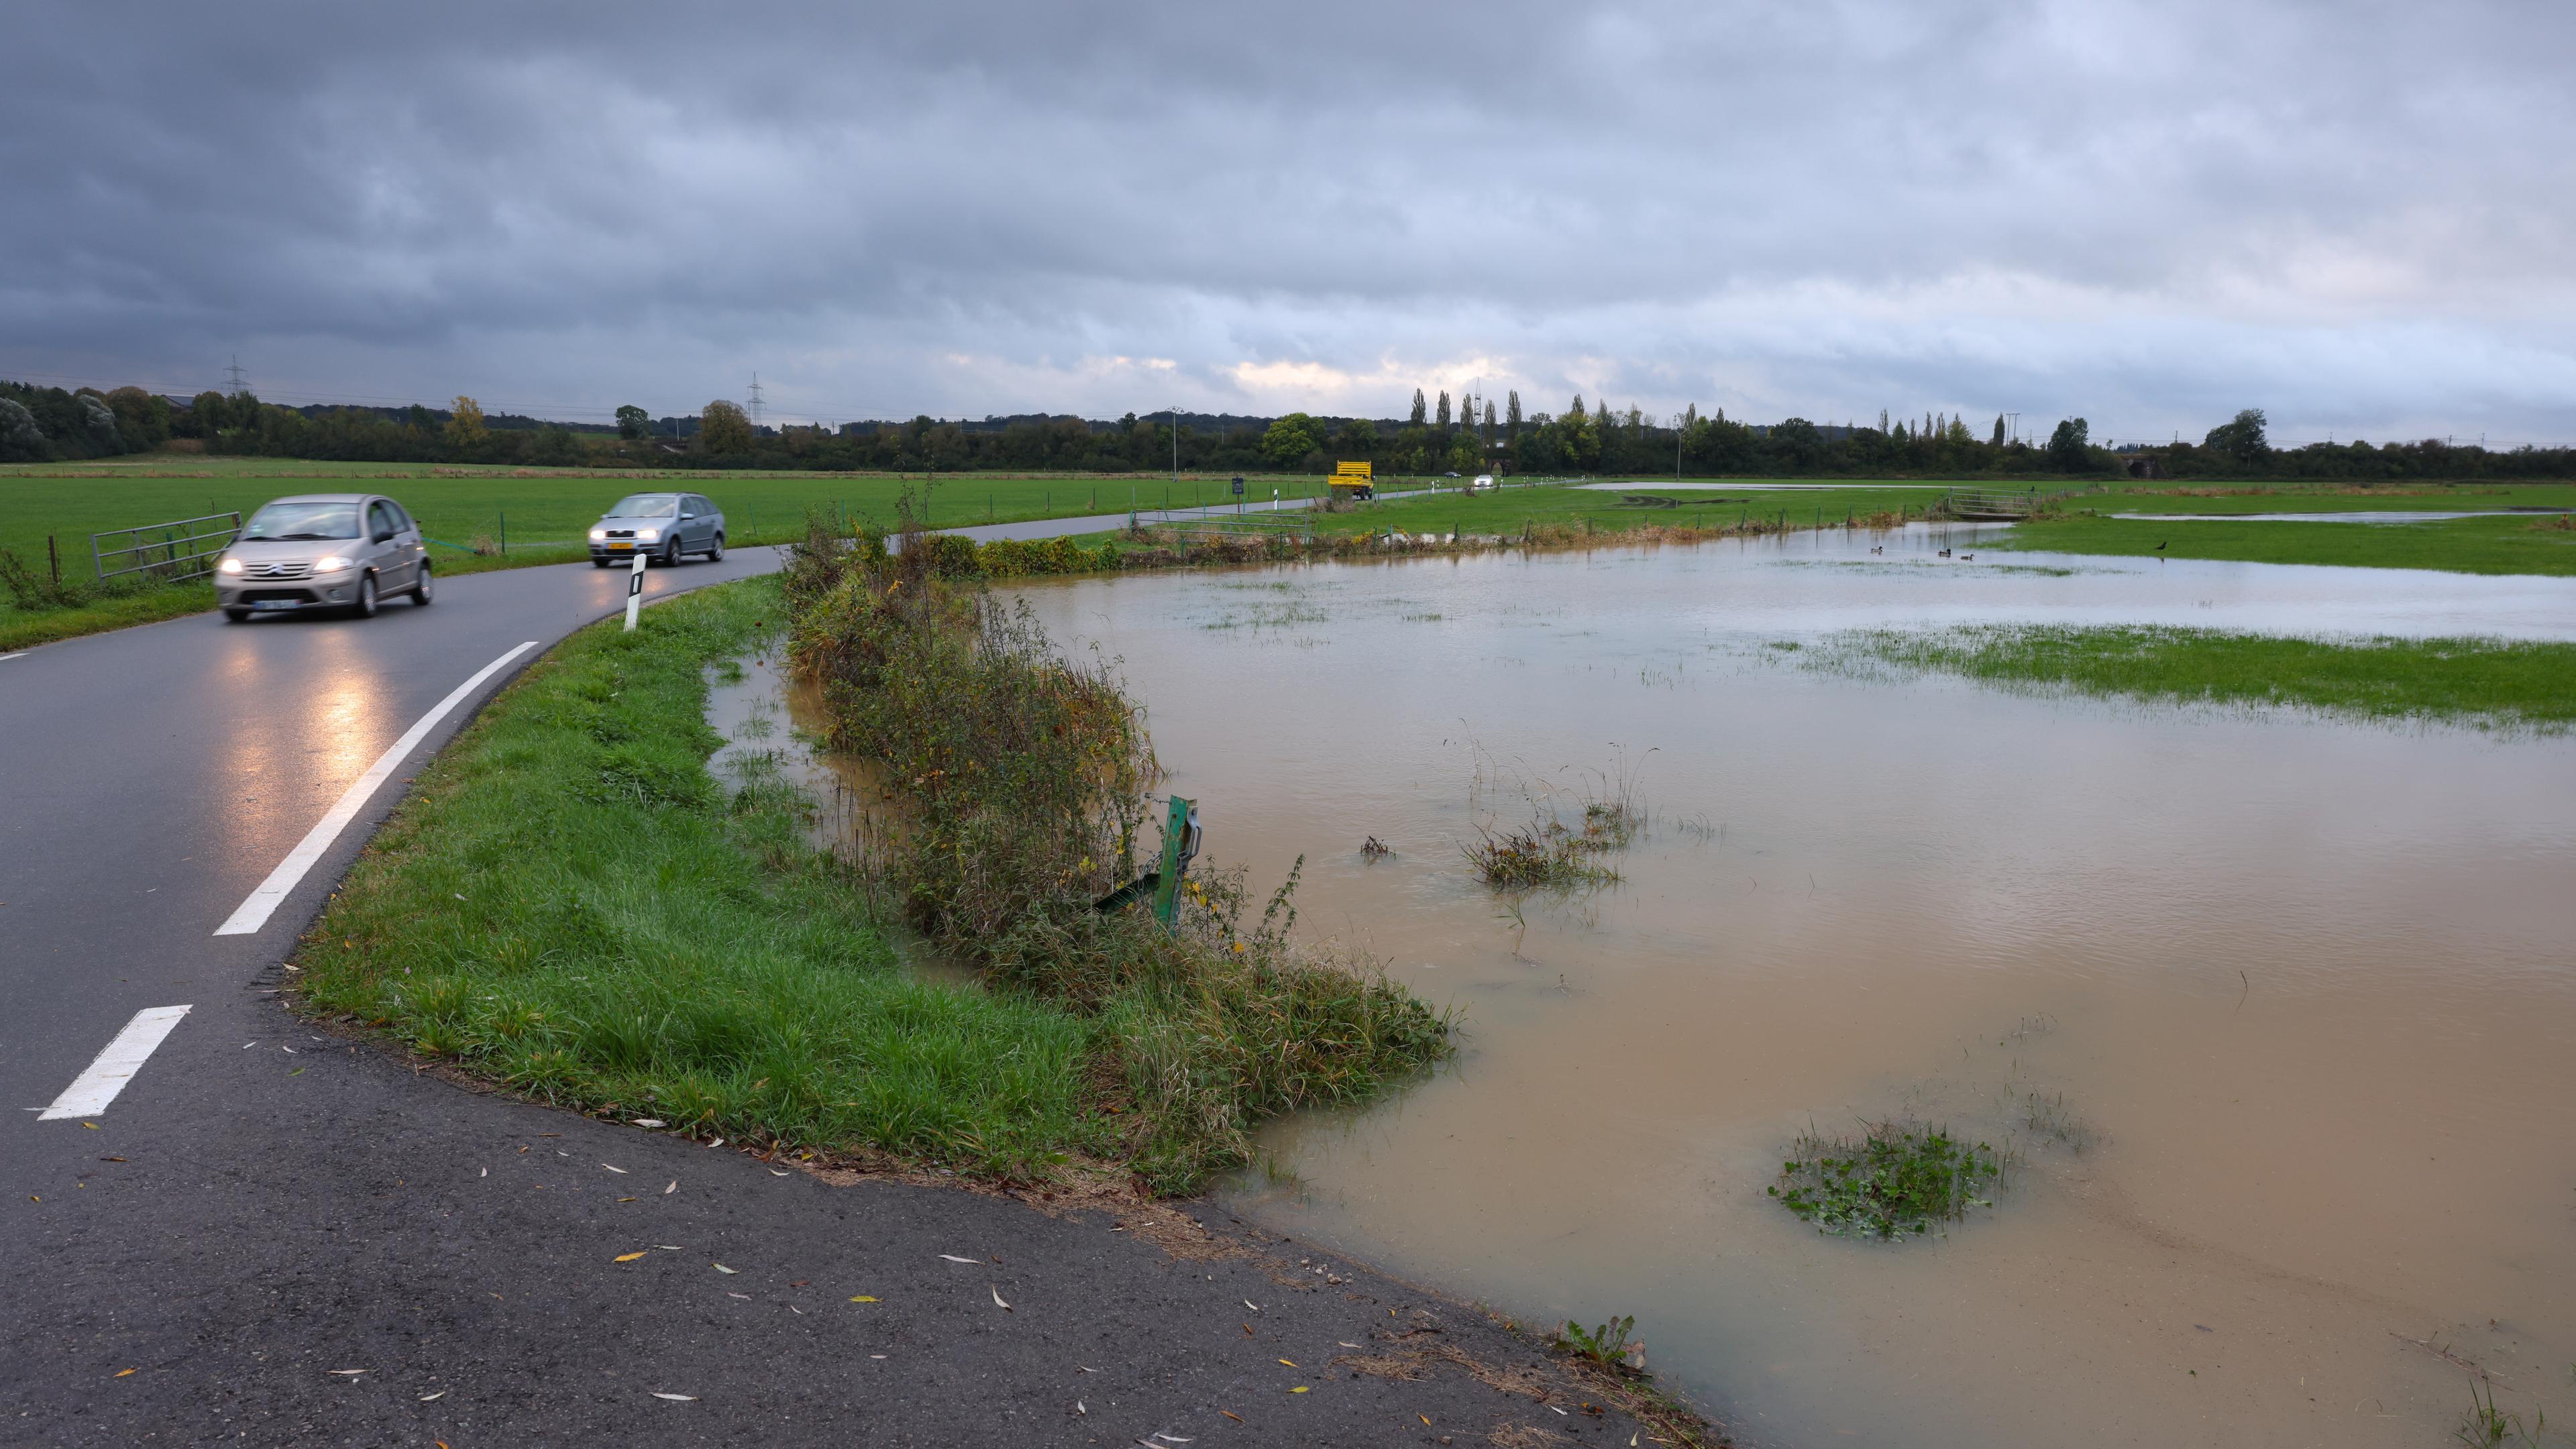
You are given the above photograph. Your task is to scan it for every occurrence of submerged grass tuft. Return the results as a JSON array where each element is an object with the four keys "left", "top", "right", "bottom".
[{"left": 1770, "top": 1121, "right": 2005, "bottom": 1238}]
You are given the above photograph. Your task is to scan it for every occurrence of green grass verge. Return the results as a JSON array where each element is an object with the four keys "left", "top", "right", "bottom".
[
  {"left": 1992, "top": 512, "right": 2576, "bottom": 576},
  {"left": 1770, "top": 1122, "right": 2004, "bottom": 1239},
  {"left": 0, "top": 582, "right": 214, "bottom": 651},
  {"left": 1824, "top": 624, "right": 2576, "bottom": 731},
  {"left": 293, "top": 576, "right": 1116, "bottom": 1177}
]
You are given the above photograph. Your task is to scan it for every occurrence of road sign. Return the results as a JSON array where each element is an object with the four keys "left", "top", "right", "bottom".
[{"left": 1230, "top": 477, "right": 1244, "bottom": 496}]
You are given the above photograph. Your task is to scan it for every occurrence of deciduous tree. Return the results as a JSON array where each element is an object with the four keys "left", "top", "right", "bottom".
[
  {"left": 699, "top": 399, "right": 753, "bottom": 453},
  {"left": 616, "top": 404, "right": 649, "bottom": 440},
  {"left": 445, "top": 396, "right": 488, "bottom": 448}
]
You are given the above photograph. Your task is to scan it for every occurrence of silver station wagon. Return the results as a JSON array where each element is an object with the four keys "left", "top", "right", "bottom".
[
  {"left": 215, "top": 493, "right": 433, "bottom": 622},
  {"left": 588, "top": 491, "right": 726, "bottom": 567}
]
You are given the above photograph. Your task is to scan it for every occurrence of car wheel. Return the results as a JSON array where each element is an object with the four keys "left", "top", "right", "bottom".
[
  {"left": 354, "top": 574, "right": 378, "bottom": 618},
  {"left": 223, "top": 607, "right": 252, "bottom": 623},
  {"left": 592, "top": 556, "right": 611, "bottom": 568},
  {"left": 412, "top": 568, "right": 434, "bottom": 606},
  {"left": 707, "top": 532, "right": 724, "bottom": 561},
  {"left": 662, "top": 540, "right": 682, "bottom": 567}
]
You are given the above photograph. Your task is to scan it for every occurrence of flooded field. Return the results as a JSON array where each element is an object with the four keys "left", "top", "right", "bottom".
[{"left": 991, "top": 528, "right": 2576, "bottom": 1448}]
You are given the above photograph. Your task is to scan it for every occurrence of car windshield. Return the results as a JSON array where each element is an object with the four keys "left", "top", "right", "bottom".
[
  {"left": 241, "top": 502, "right": 361, "bottom": 541},
  {"left": 608, "top": 494, "right": 680, "bottom": 518}
]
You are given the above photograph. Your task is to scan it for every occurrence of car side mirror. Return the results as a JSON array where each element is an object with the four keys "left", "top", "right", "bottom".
[{"left": 372, "top": 527, "right": 395, "bottom": 544}]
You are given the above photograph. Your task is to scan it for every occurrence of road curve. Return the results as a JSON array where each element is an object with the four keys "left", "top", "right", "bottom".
[{"left": 0, "top": 547, "right": 1654, "bottom": 1446}]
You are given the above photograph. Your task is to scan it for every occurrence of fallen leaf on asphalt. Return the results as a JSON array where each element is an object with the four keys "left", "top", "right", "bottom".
[
  {"left": 1155, "top": 1434, "right": 1194, "bottom": 1442},
  {"left": 1549, "top": 1405, "right": 1568, "bottom": 1415},
  {"left": 329, "top": 1369, "right": 368, "bottom": 1376},
  {"left": 1075, "top": 1400, "right": 1085, "bottom": 1415},
  {"left": 790, "top": 1280, "right": 808, "bottom": 1287},
  {"left": 991, "top": 1285, "right": 1012, "bottom": 1310},
  {"left": 614, "top": 1252, "right": 649, "bottom": 1263},
  {"left": 1220, "top": 1411, "right": 1243, "bottom": 1423},
  {"left": 616, "top": 1197, "right": 637, "bottom": 1203},
  {"left": 663, "top": 1181, "right": 677, "bottom": 1195},
  {"left": 1339, "top": 1342, "right": 1360, "bottom": 1348},
  {"left": 602, "top": 1165, "right": 627, "bottom": 1174},
  {"left": 289, "top": 1068, "right": 305, "bottom": 1077},
  {"left": 938, "top": 1254, "right": 981, "bottom": 1264},
  {"left": 1421, "top": 1415, "right": 1432, "bottom": 1426},
  {"left": 1277, "top": 1359, "right": 1296, "bottom": 1368},
  {"left": 657, "top": 1244, "right": 684, "bottom": 1251},
  {"left": 705, "top": 1138, "right": 724, "bottom": 1149},
  {"left": 420, "top": 1392, "right": 445, "bottom": 1401},
  {"left": 113, "top": 1369, "right": 136, "bottom": 1378},
  {"left": 478, "top": 1168, "right": 486, "bottom": 1177},
  {"left": 633, "top": 1118, "right": 665, "bottom": 1128},
  {"left": 769, "top": 1169, "right": 790, "bottom": 1177},
  {"left": 790, "top": 1306, "right": 802, "bottom": 1314},
  {"left": 1289, "top": 1385, "right": 1309, "bottom": 1393},
  {"left": 103, "top": 1157, "right": 127, "bottom": 1163},
  {"left": 1240, "top": 1324, "right": 1252, "bottom": 1336},
  {"left": 869, "top": 1354, "right": 887, "bottom": 1359},
  {"left": 80, "top": 1122, "right": 97, "bottom": 1130},
  {"left": 727, "top": 1293, "right": 751, "bottom": 1300},
  {"left": 849, "top": 1295, "right": 878, "bottom": 1303},
  {"left": 712, "top": 1263, "right": 737, "bottom": 1274},
  {"left": 651, "top": 1392, "right": 696, "bottom": 1401},
  {"left": 1244, "top": 1300, "right": 1260, "bottom": 1311},
  {"left": 282, "top": 1046, "right": 294, "bottom": 1054}
]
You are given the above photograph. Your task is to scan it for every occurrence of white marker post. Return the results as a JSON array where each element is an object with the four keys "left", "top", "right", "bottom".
[{"left": 624, "top": 550, "right": 647, "bottom": 631}]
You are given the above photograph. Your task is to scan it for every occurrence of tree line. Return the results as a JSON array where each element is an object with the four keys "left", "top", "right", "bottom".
[{"left": 6, "top": 378, "right": 2570, "bottom": 482}]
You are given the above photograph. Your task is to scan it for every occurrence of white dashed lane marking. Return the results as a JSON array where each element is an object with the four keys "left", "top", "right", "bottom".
[{"left": 38, "top": 1005, "right": 193, "bottom": 1120}]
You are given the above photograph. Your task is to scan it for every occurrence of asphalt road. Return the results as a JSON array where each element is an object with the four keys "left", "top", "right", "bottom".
[{"left": 0, "top": 548, "right": 1658, "bottom": 1446}]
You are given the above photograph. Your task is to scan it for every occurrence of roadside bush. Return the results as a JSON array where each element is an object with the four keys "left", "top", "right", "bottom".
[{"left": 785, "top": 506, "right": 1451, "bottom": 1189}]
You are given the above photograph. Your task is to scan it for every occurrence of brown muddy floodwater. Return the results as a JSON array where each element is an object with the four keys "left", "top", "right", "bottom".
[{"left": 980, "top": 528, "right": 2576, "bottom": 1449}]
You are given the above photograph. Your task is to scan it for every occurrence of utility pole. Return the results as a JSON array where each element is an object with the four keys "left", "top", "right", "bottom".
[
  {"left": 225, "top": 356, "right": 248, "bottom": 393},
  {"left": 746, "top": 374, "right": 766, "bottom": 431},
  {"left": 1170, "top": 405, "right": 1181, "bottom": 502},
  {"left": 1671, "top": 412, "right": 1688, "bottom": 480}
]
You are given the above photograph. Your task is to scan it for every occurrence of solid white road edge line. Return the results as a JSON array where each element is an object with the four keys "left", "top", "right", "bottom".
[
  {"left": 39, "top": 1006, "right": 193, "bottom": 1119},
  {"left": 213, "top": 641, "right": 538, "bottom": 936},
  {"left": 0, "top": 651, "right": 25, "bottom": 662}
]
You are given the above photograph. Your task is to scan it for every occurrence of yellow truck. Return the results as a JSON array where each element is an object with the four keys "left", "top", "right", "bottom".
[{"left": 1326, "top": 460, "right": 1375, "bottom": 502}]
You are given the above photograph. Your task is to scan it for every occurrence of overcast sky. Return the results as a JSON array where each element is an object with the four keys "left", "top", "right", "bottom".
[{"left": 7, "top": 0, "right": 2573, "bottom": 442}]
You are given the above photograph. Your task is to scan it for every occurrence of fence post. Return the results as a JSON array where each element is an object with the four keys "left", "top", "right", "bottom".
[
  {"left": 48, "top": 535, "right": 60, "bottom": 585},
  {"left": 500, "top": 511, "right": 506, "bottom": 555}
]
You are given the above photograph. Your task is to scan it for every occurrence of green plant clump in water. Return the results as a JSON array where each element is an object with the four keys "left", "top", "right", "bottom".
[
  {"left": 1556, "top": 1314, "right": 1646, "bottom": 1375},
  {"left": 1464, "top": 802, "right": 1633, "bottom": 890},
  {"left": 782, "top": 503, "right": 1452, "bottom": 1193},
  {"left": 1770, "top": 1122, "right": 2004, "bottom": 1238}
]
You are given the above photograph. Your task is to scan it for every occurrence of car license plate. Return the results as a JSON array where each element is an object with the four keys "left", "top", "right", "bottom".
[
  {"left": 251, "top": 599, "right": 299, "bottom": 611},
  {"left": 609, "top": 541, "right": 633, "bottom": 551}
]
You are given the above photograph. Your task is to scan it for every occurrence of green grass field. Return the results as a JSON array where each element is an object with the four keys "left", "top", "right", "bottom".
[
  {"left": 1993, "top": 513, "right": 2576, "bottom": 576},
  {"left": 1819, "top": 624, "right": 2576, "bottom": 731},
  {"left": 0, "top": 456, "right": 1351, "bottom": 645}
]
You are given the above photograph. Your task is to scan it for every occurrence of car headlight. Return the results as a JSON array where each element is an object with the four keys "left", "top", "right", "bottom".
[
  {"left": 589, "top": 528, "right": 608, "bottom": 541},
  {"left": 636, "top": 528, "right": 660, "bottom": 541},
  {"left": 218, "top": 557, "right": 244, "bottom": 575},
  {"left": 313, "top": 555, "right": 351, "bottom": 574}
]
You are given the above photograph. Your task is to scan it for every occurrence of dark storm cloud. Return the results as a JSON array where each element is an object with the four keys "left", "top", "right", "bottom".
[{"left": 6, "top": 0, "right": 2573, "bottom": 437}]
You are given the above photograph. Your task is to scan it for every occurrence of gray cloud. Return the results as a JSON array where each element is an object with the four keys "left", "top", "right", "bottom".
[{"left": 6, "top": 0, "right": 2572, "bottom": 441}]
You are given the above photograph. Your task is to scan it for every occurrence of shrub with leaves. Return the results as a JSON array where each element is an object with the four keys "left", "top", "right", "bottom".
[{"left": 1770, "top": 1122, "right": 2004, "bottom": 1238}]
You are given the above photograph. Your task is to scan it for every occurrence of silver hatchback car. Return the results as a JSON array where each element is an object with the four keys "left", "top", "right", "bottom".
[
  {"left": 588, "top": 491, "right": 725, "bottom": 568},
  {"left": 215, "top": 493, "right": 433, "bottom": 622}
]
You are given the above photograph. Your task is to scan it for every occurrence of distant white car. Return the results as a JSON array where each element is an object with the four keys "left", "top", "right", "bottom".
[{"left": 1470, "top": 474, "right": 1496, "bottom": 491}]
